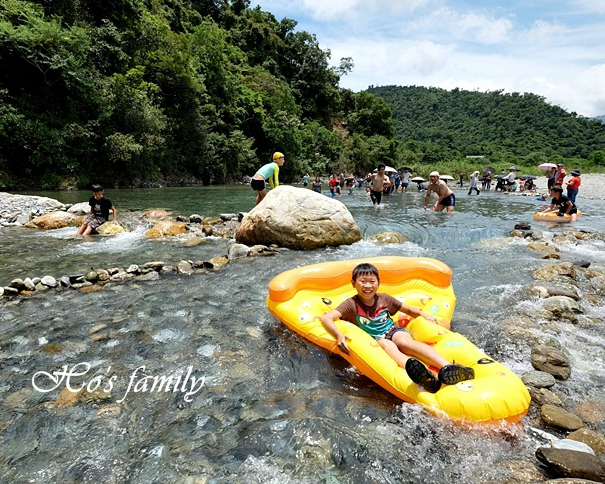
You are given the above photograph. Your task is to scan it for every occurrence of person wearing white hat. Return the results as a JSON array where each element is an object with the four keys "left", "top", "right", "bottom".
[
  {"left": 468, "top": 171, "right": 480, "bottom": 196},
  {"left": 424, "top": 171, "right": 455, "bottom": 213}
]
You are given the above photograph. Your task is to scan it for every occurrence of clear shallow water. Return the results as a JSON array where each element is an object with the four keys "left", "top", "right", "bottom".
[{"left": 1, "top": 186, "right": 605, "bottom": 483}]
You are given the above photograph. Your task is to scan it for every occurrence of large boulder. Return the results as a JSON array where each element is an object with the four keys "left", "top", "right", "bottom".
[
  {"left": 24, "top": 212, "right": 81, "bottom": 230},
  {"left": 235, "top": 186, "right": 361, "bottom": 249}
]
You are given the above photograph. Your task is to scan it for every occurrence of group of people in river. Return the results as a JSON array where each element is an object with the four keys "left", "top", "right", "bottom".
[{"left": 248, "top": 153, "right": 583, "bottom": 219}]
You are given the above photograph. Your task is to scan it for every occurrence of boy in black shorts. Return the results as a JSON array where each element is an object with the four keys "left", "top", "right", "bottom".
[{"left": 74, "top": 184, "right": 117, "bottom": 236}]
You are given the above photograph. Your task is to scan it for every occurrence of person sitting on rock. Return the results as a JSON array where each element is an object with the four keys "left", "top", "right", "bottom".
[{"left": 74, "top": 184, "right": 117, "bottom": 236}]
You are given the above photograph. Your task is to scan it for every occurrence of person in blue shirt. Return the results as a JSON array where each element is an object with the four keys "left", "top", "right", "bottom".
[{"left": 250, "top": 152, "right": 285, "bottom": 205}]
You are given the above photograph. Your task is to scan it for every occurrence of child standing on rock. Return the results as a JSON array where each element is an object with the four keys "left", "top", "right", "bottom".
[{"left": 74, "top": 184, "right": 117, "bottom": 236}]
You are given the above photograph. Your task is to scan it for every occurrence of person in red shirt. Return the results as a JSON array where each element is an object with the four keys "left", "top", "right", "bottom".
[
  {"left": 566, "top": 169, "right": 581, "bottom": 203},
  {"left": 329, "top": 174, "right": 339, "bottom": 196},
  {"left": 555, "top": 163, "right": 566, "bottom": 185}
]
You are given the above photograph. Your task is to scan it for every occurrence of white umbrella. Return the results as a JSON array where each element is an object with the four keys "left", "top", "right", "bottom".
[
  {"left": 373, "top": 166, "right": 397, "bottom": 174},
  {"left": 411, "top": 176, "right": 425, "bottom": 182},
  {"left": 439, "top": 175, "right": 454, "bottom": 180},
  {"left": 538, "top": 163, "right": 557, "bottom": 170}
]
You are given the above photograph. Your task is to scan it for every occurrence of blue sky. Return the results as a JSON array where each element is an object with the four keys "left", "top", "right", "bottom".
[{"left": 250, "top": 0, "right": 605, "bottom": 117}]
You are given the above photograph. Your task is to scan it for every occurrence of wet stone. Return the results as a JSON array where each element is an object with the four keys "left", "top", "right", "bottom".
[
  {"left": 60, "top": 276, "right": 71, "bottom": 287},
  {"left": 23, "top": 277, "right": 36, "bottom": 291},
  {"left": 90, "top": 324, "right": 108, "bottom": 334},
  {"left": 535, "top": 447, "right": 605, "bottom": 482},
  {"left": 531, "top": 345, "right": 571, "bottom": 380},
  {"left": 126, "top": 264, "right": 139, "bottom": 273},
  {"left": 522, "top": 370, "right": 556, "bottom": 388},
  {"left": 86, "top": 271, "right": 98, "bottom": 282},
  {"left": 96, "top": 269, "right": 110, "bottom": 281},
  {"left": 9, "top": 278, "right": 24, "bottom": 290},
  {"left": 541, "top": 404, "right": 584, "bottom": 431},
  {"left": 71, "top": 281, "right": 92, "bottom": 289},
  {"left": 136, "top": 271, "right": 160, "bottom": 281},
  {"left": 568, "top": 428, "right": 605, "bottom": 454},
  {"left": 41, "top": 275, "right": 57, "bottom": 287},
  {"left": 529, "top": 387, "right": 563, "bottom": 407},
  {"left": 68, "top": 274, "right": 85, "bottom": 283},
  {"left": 144, "top": 261, "right": 164, "bottom": 271}
]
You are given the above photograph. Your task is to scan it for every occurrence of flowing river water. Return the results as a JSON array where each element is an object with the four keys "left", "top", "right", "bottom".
[{"left": 1, "top": 185, "right": 605, "bottom": 483}]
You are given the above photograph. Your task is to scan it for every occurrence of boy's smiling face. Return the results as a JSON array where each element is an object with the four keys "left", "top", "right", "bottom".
[{"left": 352, "top": 273, "right": 380, "bottom": 304}]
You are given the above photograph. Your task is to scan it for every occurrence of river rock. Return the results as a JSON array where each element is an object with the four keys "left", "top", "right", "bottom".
[
  {"left": 228, "top": 243, "right": 251, "bottom": 260},
  {"left": 0, "top": 287, "right": 4, "bottom": 296},
  {"left": 25, "top": 211, "right": 81, "bottom": 230},
  {"left": 236, "top": 186, "right": 361, "bottom": 250},
  {"left": 531, "top": 345, "right": 571, "bottom": 379},
  {"left": 368, "top": 231, "right": 409, "bottom": 244},
  {"left": 545, "top": 480, "right": 604, "bottom": 484},
  {"left": 208, "top": 256, "right": 228, "bottom": 269},
  {"left": 23, "top": 277, "right": 36, "bottom": 291},
  {"left": 86, "top": 271, "right": 98, "bottom": 282},
  {"left": 145, "top": 220, "right": 187, "bottom": 238},
  {"left": 41, "top": 275, "right": 57, "bottom": 288},
  {"left": 211, "top": 220, "right": 239, "bottom": 238},
  {"left": 541, "top": 404, "right": 584, "bottom": 431},
  {"left": 96, "top": 221, "right": 128, "bottom": 235},
  {"left": 528, "top": 241, "right": 560, "bottom": 256},
  {"left": 189, "top": 214, "right": 203, "bottom": 223},
  {"left": 59, "top": 276, "right": 71, "bottom": 287},
  {"left": 535, "top": 447, "right": 605, "bottom": 482},
  {"left": 568, "top": 428, "right": 605, "bottom": 454},
  {"left": 2, "top": 286, "right": 18, "bottom": 295},
  {"left": 522, "top": 370, "right": 556, "bottom": 388},
  {"left": 176, "top": 260, "right": 193, "bottom": 274},
  {"left": 136, "top": 271, "right": 160, "bottom": 281},
  {"left": 543, "top": 296, "right": 583, "bottom": 315},
  {"left": 529, "top": 387, "right": 563, "bottom": 407},
  {"left": 202, "top": 216, "right": 222, "bottom": 226},
  {"left": 182, "top": 236, "right": 204, "bottom": 247},
  {"left": 67, "top": 202, "right": 90, "bottom": 215},
  {"left": 533, "top": 262, "right": 577, "bottom": 281},
  {"left": 144, "top": 209, "right": 172, "bottom": 219},
  {"left": 144, "top": 261, "right": 164, "bottom": 271},
  {"left": 97, "top": 269, "right": 110, "bottom": 281},
  {"left": 9, "top": 278, "right": 25, "bottom": 290}
]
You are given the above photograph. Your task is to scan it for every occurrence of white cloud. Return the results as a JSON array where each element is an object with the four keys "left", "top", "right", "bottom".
[{"left": 409, "top": 7, "right": 513, "bottom": 45}]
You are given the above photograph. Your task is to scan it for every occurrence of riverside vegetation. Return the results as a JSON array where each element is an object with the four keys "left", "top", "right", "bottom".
[{"left": 2, "top": 1, "right": 605, "bottom": 191}]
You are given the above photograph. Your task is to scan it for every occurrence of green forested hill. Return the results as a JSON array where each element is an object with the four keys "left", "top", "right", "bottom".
[
  {"left": 0, "top": 0, "right": 395, "bottom": 189},
  {"left": 369, "top": 85, "right": 605, "bottom": 168}
]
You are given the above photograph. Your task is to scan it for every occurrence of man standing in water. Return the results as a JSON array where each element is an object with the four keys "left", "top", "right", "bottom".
[
  {"left": 424, "top": 171, "right": 455, "bottom": 213},
  {"left": 366, "top": 164, "right": 391, "bottom": 205}
]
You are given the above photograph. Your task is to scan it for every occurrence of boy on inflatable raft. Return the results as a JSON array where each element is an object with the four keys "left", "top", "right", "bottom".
[
  {"left": 538, "top": 185, "right": 579, "bottom": 221},
  {"left": 320, "top": 263, "right": 475, "bottom": 393}
]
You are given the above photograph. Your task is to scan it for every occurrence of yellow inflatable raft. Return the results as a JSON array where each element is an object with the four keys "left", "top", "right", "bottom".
[
  {"left": 267, "top": 256, "right": 530, "bottom": 424},
  {"left": 533, "top": 210, "right": 581, "bottom": 222}
]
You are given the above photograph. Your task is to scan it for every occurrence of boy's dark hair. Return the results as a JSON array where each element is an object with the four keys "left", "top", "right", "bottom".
[
  {"left": 550, "top": 186, "right": 563, "bottom": 194},
  {"left": 352, "top": 263, "right": 380, "bottom": 282},
  {"left": 377, "top": 164, "right": 386, "bottom": 171},
  {"left": 91, "top": 184, "right": 104, "bottom": 192}
]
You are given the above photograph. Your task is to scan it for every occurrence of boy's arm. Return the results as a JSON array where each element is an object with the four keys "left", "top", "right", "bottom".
[
  {"left": 399, "top": 302, "right": 438, "bottom": 324},
  {"left": 320, "top": 309, "right": 350, "bottom": 354},
  {"left": 111, "top": 206, "right": 117, "bottom": 222}
]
